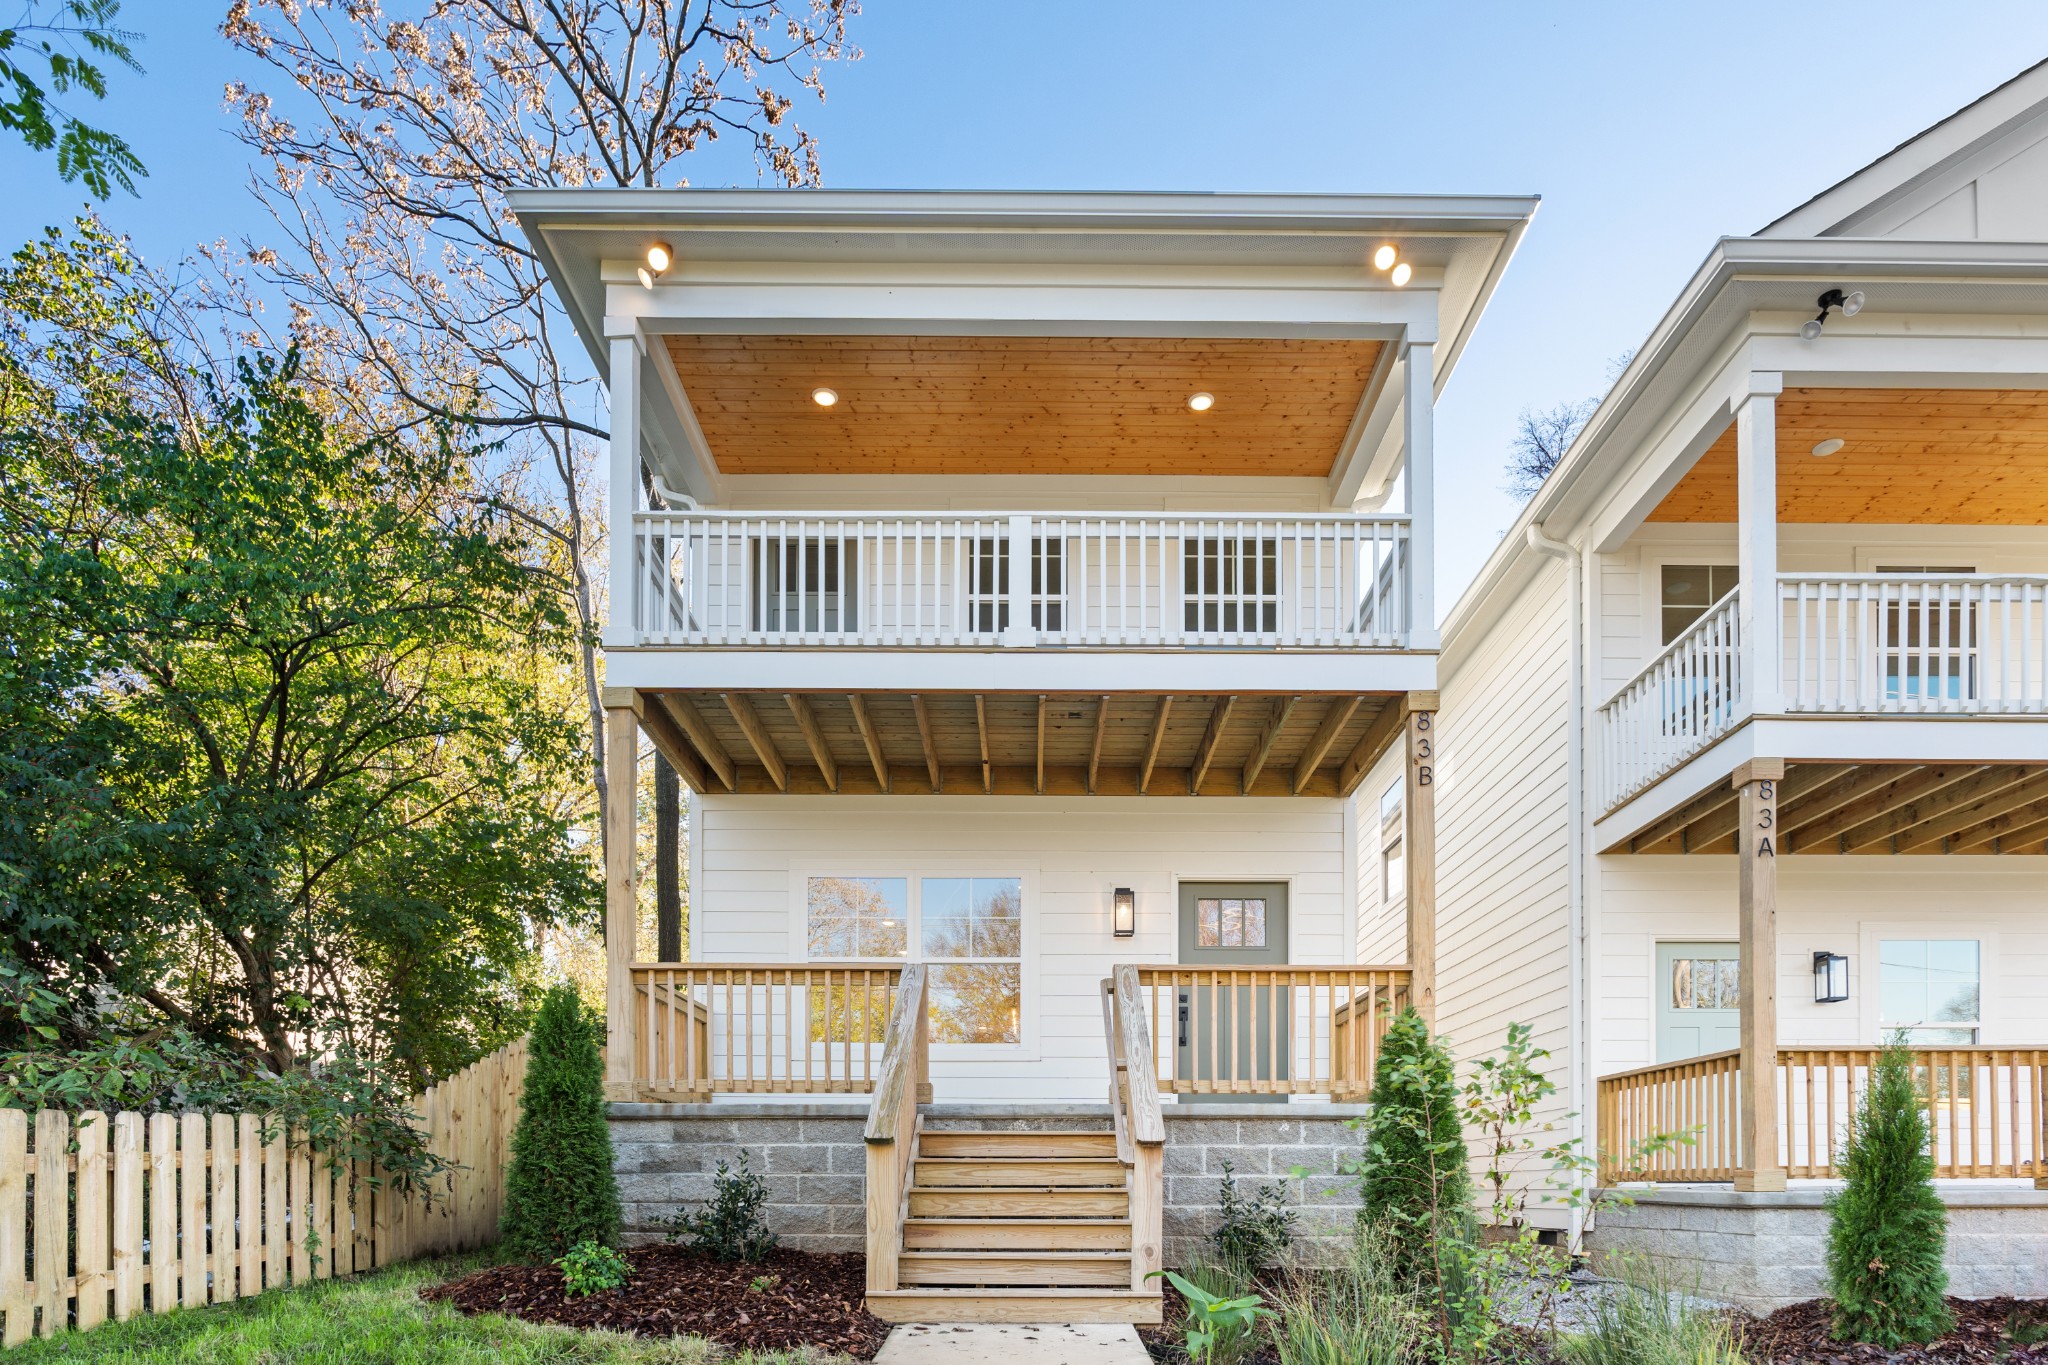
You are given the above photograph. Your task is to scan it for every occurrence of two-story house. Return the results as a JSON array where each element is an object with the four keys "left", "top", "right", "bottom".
[
  {"left": 1395, "top": 65, "right": 2048, "bottom": 1309},
  {"left": 511, "top": 189, "right": 1537, "bottom": 1321}
]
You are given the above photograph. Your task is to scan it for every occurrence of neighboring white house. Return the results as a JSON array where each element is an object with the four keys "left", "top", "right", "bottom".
[
  {"left": 511, "top": 189, "right": 1536, "bottom": 1320},
  {"left": 1367, "top": 63, "right": 2048, "bottom": 1305}
]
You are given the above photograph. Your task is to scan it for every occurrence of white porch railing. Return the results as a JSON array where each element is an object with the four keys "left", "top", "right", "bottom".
[
  {"left": 1780, "top": 575, "right": 2048, "bottom": 714},
  {"left": 1597, "top": 586, "right": 1744, "bottom": 808},
  {"left": 628, "top": 510, "right": 1412, "bottom": 650}
]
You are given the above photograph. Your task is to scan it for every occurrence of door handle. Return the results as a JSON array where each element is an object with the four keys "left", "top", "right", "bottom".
[{"left": 1177, "top": 991, "right": 1190, "bottom": 1048}]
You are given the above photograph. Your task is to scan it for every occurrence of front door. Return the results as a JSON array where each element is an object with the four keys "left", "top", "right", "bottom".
[
  {"left": 1655, "top": 941, "right": 1741, "bottom": 1062},
  {"left": 1176, "top": 882, "right": 1289, "bottom": 1101}
]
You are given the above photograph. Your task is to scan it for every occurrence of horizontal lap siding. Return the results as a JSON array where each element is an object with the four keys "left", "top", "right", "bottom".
[{"left": 694, "top": 795, "right": 1350, "bottom": 1103}]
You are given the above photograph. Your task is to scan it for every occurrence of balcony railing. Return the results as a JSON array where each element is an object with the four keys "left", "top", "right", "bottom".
[
  {"left": 629, "top": 510, "right": 1412, "bottom": 650},
  {"left": 1780, "top": 574, "right": 2048, "bottom": 714},
  {"left": 1597, "top": 586, "right": 1744, "bottom": 809}
]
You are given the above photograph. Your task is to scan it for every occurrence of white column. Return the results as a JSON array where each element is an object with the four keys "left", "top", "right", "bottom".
[
  {"left": 1402, "top": 341, "right": 1437, "bottom": 649},
  {"left": 1003, "top": 512, "right": 1037, "bottom": 648},
  {"left": 606, "top": 335, "right": 644, "bottom": 649},
  {"left": 1734, "top": 374, "right": 1783, "bottom": 713}
]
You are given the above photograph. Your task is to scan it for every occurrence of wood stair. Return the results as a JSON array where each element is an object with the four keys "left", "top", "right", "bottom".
[{"left": 866, "top": 1129, "right": 1162, "bottom": 1324}]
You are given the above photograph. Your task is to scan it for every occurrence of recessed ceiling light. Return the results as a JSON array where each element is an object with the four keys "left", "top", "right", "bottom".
[
  {"left": 1390, "top": 262, "right": 1413, "bottom": 287},
  {"left": 1811, "top": 438, "right": 1845, "bottom": 458},
  {"left": 1187, "top": 391, "right": 1215, "bottom": 412},
  {"left": 645, "top": 242, "right": 673, "bottom": 273},
  {"left": 1373, "top": 245, "right": 1398, "bottom": 271},
  {"left": 811, "top": 387, "right": 839, "bottom": 407}
]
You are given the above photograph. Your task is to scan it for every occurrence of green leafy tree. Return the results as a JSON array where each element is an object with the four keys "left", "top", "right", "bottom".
[
  {"left": 1826, "top": 1035, "right": 1953, "bottom": 1347},
  {"left": 501, "top": 985, "right": 619, "bottom": 1261},
  {"left": 1356, "top": 1007, "right": 1473, "bottom": 1283},
  {"left": 0, "top": 1, "right": 143, "bottom": 196}
]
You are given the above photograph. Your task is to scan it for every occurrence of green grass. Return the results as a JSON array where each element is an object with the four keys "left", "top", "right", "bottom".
[{"left": 7, "top": 1253, "right": 854, "bottom": 1365}]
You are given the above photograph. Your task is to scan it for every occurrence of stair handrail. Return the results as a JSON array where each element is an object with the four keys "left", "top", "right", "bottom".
[
  {"left": 863, "top": 963, "right": 928, "bottom": 1295},
  {"left": 1109, "top": 963, "right": 1165, "bottom": 1293}
]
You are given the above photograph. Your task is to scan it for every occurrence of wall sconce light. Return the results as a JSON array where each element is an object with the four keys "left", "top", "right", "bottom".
[
  {"left": 1112, "top": 888, "right": 1135, "bottom": 938},
  {"left": 1813, "top": 951, "right": 1849, "bottom": 1003}
]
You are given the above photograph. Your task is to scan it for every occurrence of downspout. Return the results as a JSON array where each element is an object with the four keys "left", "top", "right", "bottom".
[{"left": 1525, "top": 522, "right": 1589, "bottom": 1248}]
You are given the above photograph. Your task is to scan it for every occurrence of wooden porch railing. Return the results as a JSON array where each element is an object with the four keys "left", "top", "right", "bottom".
[
  {"left": 627, "top": 963, "right": 905, "bottom": 1099},
  {"left": 863, "top": 965, "right": 929, "bottom": 1295},
  {"left": 1104, "top": 967, "right": 1165, "bottom": 1293},
  {"left": 1127, "top": 966, "right": 1410, "bottom": 1100},
  {"left": 1597, "top": 1046, "right": 2048, "bottom": 1184}
]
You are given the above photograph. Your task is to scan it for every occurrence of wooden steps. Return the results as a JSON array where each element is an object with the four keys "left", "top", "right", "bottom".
[
  {"left": 918, "top": 1131, "right": 1119, "bottom": 1159},
  {"left": 915, "top": 1156, "right": 1127, "bottom": 1187},
  {"left": 903, "top": 1217, "right": 1131, "bottom": 1251},
  {"left": 899, "top": 1250, "right": 1132, "bottom": 1287},
  {"left": 864, "top": 1288, "right": 1164, "bottom": 1325}
]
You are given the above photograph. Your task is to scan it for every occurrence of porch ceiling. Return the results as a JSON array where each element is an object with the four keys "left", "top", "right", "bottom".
[
  {"left": 1613, "top": 760, "right": 2048, "bottom": 854},
  {"left": 1648, "top": 387, "right": 2048, "bottom": 524},
  {"left": 661, "top": 334, "right": 1386, "bottom": 477},
  {"left": 626, "top": 688, "right": 1404, "bottom": 798}
]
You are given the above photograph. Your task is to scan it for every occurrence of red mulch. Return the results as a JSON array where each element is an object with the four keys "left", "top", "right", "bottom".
[
  {"left": 423, "top": 1245, "right": 891, "bottom": 1358},
  {"left": 1736, "top": 1297, "right": 2048, "bottom": 1364}
]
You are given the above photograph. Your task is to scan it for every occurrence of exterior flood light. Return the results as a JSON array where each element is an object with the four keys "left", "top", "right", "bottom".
[
  {"left": 1112, "top": 887, "right": 1136, "bottom": 938},
  {"left": 1814, "top": 951, "right": 1849, "bottom": 1004},
  {"left": 1373, "top": 244, "right": 1398, "bottom": 271},
  {"left": 1811, "top": 438, "right": 1846, "bottom": 458},
  {"left": 1800, "top": 288, "right": 1864, "bottom": 340},
  {"left": 1390, "top": 262, "right": 1413, "bottom": 287},
  {"left": 637, "top": 242, "right": 674, "bottom": 291},
  {"left": 1187, "top": 391, "right": 1215, "bottom": 412}
]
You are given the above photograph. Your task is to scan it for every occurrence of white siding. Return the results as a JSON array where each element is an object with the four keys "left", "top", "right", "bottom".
[{"left": 692, "top": 793, "right": 1353, "bottom": 1103}]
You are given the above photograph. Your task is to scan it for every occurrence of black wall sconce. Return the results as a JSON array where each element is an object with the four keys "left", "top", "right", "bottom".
[
  {"left": 1813, "top": 951, "right": 1849, "bottom": 1003},
  {"left": 1112, "top": 888, "right": 1135, "bottom": 938}
]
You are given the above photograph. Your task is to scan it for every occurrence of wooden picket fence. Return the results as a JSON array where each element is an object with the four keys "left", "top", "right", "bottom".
[{"left": 0, "top": 1036, "right": 527, "bottom": 1345}]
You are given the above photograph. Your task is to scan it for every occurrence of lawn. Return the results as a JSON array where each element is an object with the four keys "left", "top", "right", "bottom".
[{"left": 6, "top": 1253, "right": 857, "bottom": 1365}]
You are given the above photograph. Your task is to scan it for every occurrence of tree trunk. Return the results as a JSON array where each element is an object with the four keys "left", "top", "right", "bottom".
[{"left": 654, "top": 751, "right": 682, "bottom": 962}]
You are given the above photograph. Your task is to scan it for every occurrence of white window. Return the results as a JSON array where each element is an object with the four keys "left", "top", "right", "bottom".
[
  {"left": 1661, "top": 563, "right": 1739, "bottom": 644},
  {"left": 805, "top": 874, "right": 1022, "bottom": 1045},
  {"left": 1879, "top": 939, "right": 1980, "bottom": 1045},
  {"left": 1379, "top": 779, "right": 1404, "bottom": 902},
  {"left": 1876, "top": 566, "right": 1978, "bottom": 702}
]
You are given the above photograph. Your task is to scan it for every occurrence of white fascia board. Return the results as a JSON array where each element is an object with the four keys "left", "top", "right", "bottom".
[{"left": 600, "top": 648, "right": 1439, "bottom": 695}]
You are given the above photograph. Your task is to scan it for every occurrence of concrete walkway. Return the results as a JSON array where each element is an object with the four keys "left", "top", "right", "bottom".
[{"left": 874, "top": 1323, "right": 1154, "bottom": 1365}]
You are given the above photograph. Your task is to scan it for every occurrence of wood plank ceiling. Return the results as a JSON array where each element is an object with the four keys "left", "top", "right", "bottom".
[
  {"left": 628, "top": 690, "right": 1404, "bottom": 798},
  {"left": 1649, "top": 388, "right": 2048, "bottom": 524},
  {"left": 1613, "top": 761, "right": 2048, "bottom": 854},
  {"left": 663, "top": 335, "right": 1385, "bottom": 477}
]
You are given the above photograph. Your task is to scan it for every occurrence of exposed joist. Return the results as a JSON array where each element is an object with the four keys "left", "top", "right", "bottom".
[
  {"left": 1670, "top": 762, "right": 1849, "bottom": 853},
  {"left": 1240, "top": 696, "right": 1300, "bottom": 795},
  {"left": 1831, "top": 766, "right": 1997, "bottom": 854},
  {"left": 1189, "top": 696, "right": 1238, "bottom": 795},
  {"left": 1978, "top": 808, "right": 2048, "bottom": 853},
  {"left": 913, "top": 694, "right": 942, "bottom": 793},
  {"left": 1337, "top": 698, "right": 1407, "bottom": 798},
  {"left": 849, "top": 694, "right": 891, "bottom": 793},
  {"left": 657, "top": 693, "right": 737, "bottom": 792},
  {"left": 722, "top": 692, "right": 788, "bottom": 792},
  {"left": 1138, "top": 697, "right": 1174, "bottom": 796},
  {"left": 1948, "top": 784, "right": 2048, "bottom": 852},
  {"left": 1088, "top": 696, "right": 1110, "bottom": 795},
  {"left": 1887, "top": 769, "right": 2048, "bottom": 853},
  {"left": 1780, "top": 765, "right": 1972, "bottom": 853},
  {"left": 1293, "top": 696, "right": 1362, "bottom": 794},
  {"left": 975, "top": 694, "right": 992, "bottom": 794},
  {"left": 1627, "top": 787, "right": 1737, "bottom": 853},
  {"left": 626, "top": 691, "right": 710, "bottom": 793},
  {"left": 784, "top": 694, "right": 839, "bottom": 792}
]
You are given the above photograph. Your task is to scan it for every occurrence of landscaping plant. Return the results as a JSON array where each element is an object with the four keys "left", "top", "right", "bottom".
[
  {"left": 500, "top": 986, "right": 621, "bottom": 1261},
  {"left": 1824, "top": 1033, "right": 1953, "bottom": 1348},
  {"left": 661, "top": 1151, "right": 777, "bottom": 1263},
  {"left": 556, "top": 1240, "right": 631, "bottom": 1297},
  {"left": 1353, "top": 1008, "right": 1473, "bottom": 1285},
  {"left": 1270, "top": 1226, "right": 1412, "bottom": 1365},
  {"left": 1559, "top": 1254, "right": 1747, "bottom": 1365},
  {"left": 1211, "top": 1156, "right": 1299, "bottom": 1273},
  {"left": 1149, "top": 1269, "right": 1272, "bottom": 1365}
]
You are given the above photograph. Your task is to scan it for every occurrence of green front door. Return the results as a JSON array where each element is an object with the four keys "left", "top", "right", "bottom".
[
  {"left": 1176, "top": 881, "right": 1289, "bottom": 1103},
  {"left": 1656, "top": 941, "right": 1741, "bottom": 1062}
]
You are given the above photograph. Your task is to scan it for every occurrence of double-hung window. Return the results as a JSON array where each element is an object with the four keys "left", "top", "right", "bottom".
[
  {"left": 1876, "top": 567, "right": 1978, "bottom": 703},
  {"left": 1184, "top": 535, "right": 1280, "bottom": 635},
  {"left": 1878, "top": 939, "right": 1980, "bottom": 1045},
  {"left": 805, "top": 874, "right": 1023, "bottom": 1045}
]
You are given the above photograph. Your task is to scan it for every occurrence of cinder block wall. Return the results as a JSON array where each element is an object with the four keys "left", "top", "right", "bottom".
[{"left": 610, "top": 1102, "right": 1369, "bottom": 1262}]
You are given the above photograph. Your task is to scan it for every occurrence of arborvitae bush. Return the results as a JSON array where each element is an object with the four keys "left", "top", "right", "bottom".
[
  {"left": 1825, "top": 1034, "right": 1952, "bottom": 1347},
  {"left": 1355, "top": 1007, "right": 1472, "bottom": 1287},
  {"left": 499, "top": 985, "right": 621, "bottom": 1261}
]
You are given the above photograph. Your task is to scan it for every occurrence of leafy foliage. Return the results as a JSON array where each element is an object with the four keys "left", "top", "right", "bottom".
[
  {"left": 0, "top": 1, "right": 144, "bottom": 197},
  {"left": 1353, "top": 1008, "right": 1473, "bottom": 1285},
  {"left": 556, "top": 1240, "right": 631, "bottom": 1298},
  {"left": 1211, "top": 1157, "right": 1298, "bottom": 1273},
  {"left": 660, "top": 1151, "right": 777, "bottom": 1264},
  {"left": 1150, "top": 1269, "right": 1272, "bottom": 1365},
  {"left": 501, "top": 987, "right": 620, "bottom": 1262},
  {"left": 1825, "top": 1035, "right": 1953, "bottom": 1347}
]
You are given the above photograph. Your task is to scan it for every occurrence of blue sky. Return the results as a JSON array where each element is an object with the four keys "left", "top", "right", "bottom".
[{"left": 10, "top": 2, "right": 2048, "bottom": 607}]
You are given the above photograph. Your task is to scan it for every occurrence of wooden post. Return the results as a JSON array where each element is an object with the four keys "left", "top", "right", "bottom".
[
  {"left": 1403, "top": 692, "right": 1439, "bottom": 1026},
  {"left": 1734, "top": 758, "right": 1786, "bottom": 1192},
  {"left": 605, "top": 703, "right": 642, "bottom": 1101}
]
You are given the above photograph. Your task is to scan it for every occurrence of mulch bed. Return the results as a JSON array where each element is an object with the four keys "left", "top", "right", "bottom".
[
  {"left": 424, "top": 1245, "right": 891, "bottom": 1359},
  {"left": 1736, "top": 1296, "right": 2048, "bottom": 1364}
]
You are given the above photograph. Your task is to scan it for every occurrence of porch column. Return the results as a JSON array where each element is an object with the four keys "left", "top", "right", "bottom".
[
  {"left": 1403, "top": 691, "right": 1439, "bottom": 1026},
  {"left": 1403, "top": 341, "right": 1437, "bottom": 649},
  {"left": 606, "top": 334, "right": 642, "bottom": 650},
  {"left": 1733, "top": 758, "right": 1785, "bottom": 1191},
  {"left": 1733, "top": 374, "right": 1782, "bottom": 713},
  {"left": 604, "top": 703, "right": 642, "bottom": 1101}
]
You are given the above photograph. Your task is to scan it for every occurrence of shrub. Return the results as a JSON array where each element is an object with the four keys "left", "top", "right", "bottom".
[
  {"left": 1354, "top": 1007, "right": 1472, "bottom": 1285},
  {"left": 556, "top": 1239, "right": 630, "bottom": 1297},
  {"left": 1212, "top": 1157, "right": 1298, "bottom": 1272},
  {"left": 500, "top": 985, "right": 620, "bottom": 1261},
  {"left": 1825, "top": 1034, "right": 1952, "bottom": 1347},
  {"left": 660, "top": 1151, "right": 776, "bottom": 1262}
]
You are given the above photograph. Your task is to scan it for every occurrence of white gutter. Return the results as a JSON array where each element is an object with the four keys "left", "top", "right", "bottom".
[{"left": 1525, "top": 521, "right": 1589, "bottom": 1246}]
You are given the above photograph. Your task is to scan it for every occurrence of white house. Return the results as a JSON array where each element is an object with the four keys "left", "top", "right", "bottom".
[
  {"left": 511, "top": 188, "right": 1537, "bottom": 1321},
  {"left": 1382, "top": 64, "right": 2048, "bottom": 1307}
]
